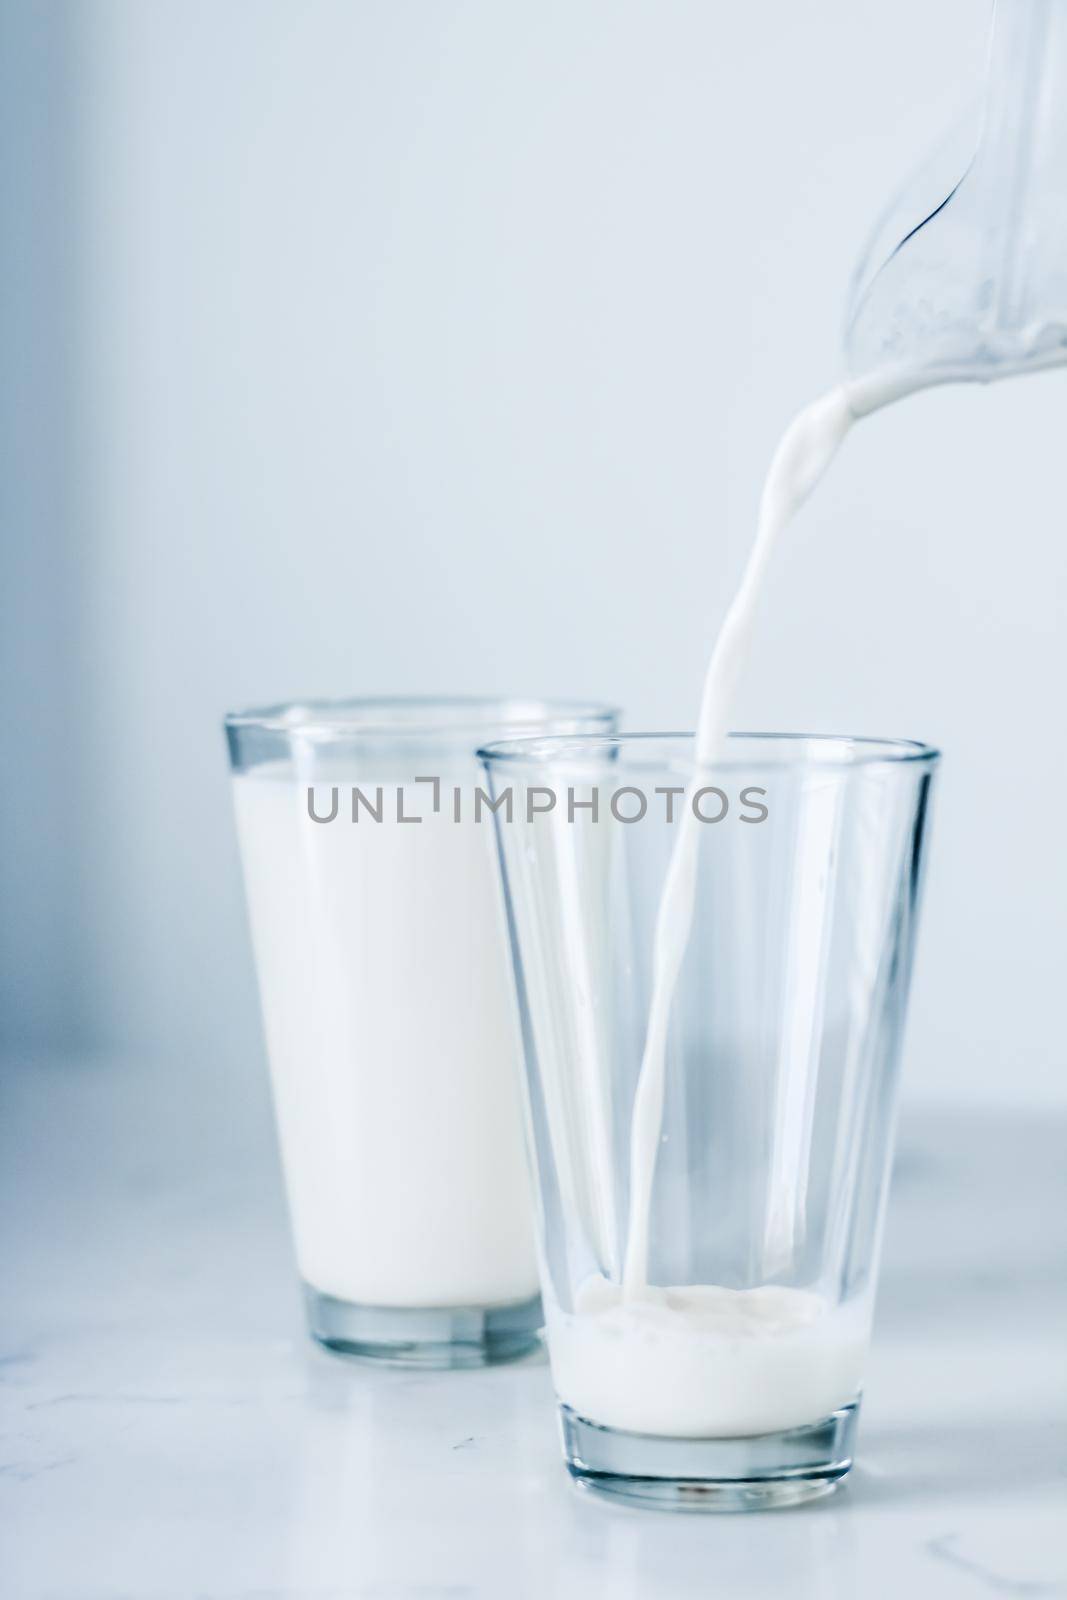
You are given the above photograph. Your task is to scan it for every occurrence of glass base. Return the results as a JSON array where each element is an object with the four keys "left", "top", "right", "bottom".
[
  {"left": 304, "top": 1283, "right": 543, "bottom": 1368},
  {"left": 559, "top": 1400, "right": 859, "bottom": 1511}
]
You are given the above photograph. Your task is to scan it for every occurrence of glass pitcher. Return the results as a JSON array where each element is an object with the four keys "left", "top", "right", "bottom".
[{"left": 846, "top": 0, "right": 1067, "bottom": 403}]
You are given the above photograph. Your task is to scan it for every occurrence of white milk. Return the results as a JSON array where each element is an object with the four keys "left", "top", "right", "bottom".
[
  {"left": 549, "top": 1279, "right": 869, "bottom": 1437},
  {"left": 556, "top": 374, "right": 911, "bottom": 1436},
  {"left": 233, "top": 768, "right": 539, "bottom": 1309}
]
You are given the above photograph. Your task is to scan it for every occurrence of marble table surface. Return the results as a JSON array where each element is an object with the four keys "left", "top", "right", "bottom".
[{"left": 2, "top": 1053, "right": 1065, "bottom": 1600}]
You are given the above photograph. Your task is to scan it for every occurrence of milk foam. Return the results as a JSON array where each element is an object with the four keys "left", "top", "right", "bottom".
[{"left": 549, "top": 1278, "right": 869, "bottom": 1437}]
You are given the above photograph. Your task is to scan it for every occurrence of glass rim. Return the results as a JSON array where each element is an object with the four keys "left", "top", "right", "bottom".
[
  {"left": 478, "top": 729, "right": 942, "bottom": 773},
  {"left": 224, "top": 693, "right": 618, "bottom": 740}
]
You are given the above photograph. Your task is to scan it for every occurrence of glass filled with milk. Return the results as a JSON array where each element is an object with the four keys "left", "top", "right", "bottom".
[
  {"left": 226, "top": 696, "right": 616, "bottom": 1366},
  {"left": 482, "top": 730, "right": 938, "bottom": 1505}
]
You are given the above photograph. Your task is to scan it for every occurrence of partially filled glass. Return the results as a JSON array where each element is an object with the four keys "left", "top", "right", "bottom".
[
  {"left": 481, "top": 732, "right": 938, "bottom": 1504},
  {"left": 226, "top": 696, "right": 616, "bottom": 1366}
]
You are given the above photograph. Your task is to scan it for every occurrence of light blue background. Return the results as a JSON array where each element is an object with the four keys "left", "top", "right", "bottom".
[{"left": 3, "top": 0, "right": 1064, "bottom": 1107}]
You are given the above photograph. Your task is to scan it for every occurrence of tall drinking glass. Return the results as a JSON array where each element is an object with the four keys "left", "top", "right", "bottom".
[
  {"left": 481, "top": 732, "right": 938, "bottom": 1504},
  {"left": 226, "top": 696, "right": 616, "bottom": 1367}
]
